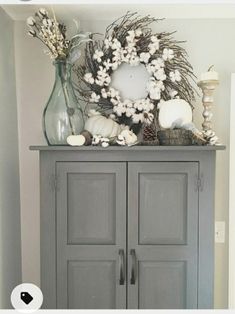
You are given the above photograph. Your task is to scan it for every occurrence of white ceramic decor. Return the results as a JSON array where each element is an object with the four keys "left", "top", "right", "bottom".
[
  {"left": 158, "top": 99, "right": 193, "bottom": 129},
  {"left": 85, "top": 110, "right": 122, "bottom": 137}
]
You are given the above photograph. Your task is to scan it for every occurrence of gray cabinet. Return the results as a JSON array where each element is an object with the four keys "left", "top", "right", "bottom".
[
  {"left": 128, "top": 162, "right": 198, "bottom": 309},
  {"left": 56, "top": 162, "right": 126, "bottom": 309},
  {"left": 31, "top": 145, "right": 225, "bottom": 309}
]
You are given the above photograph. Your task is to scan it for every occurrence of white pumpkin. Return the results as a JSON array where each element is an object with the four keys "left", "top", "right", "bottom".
[
  {"left": 85, "top": 110, "right": 123, "bottom": 137},
  {"left": 158, "top": 99, "right": 193, "bottom": 129}
]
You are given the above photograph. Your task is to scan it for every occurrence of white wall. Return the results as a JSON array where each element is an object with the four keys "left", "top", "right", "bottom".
[
  {"left": 0, "top": 7, "right": 21, "bottom": 308},
  {"left": 14, "top": 15, "right": 235, "bottom": 309}
]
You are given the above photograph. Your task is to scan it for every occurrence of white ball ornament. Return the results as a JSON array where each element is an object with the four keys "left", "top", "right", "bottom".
[
  {"left": 158, "top": 99, "right": 193, "bottom": 129},
  {"left": 85, "top": 110, "right": 123, "bottom": 138}
]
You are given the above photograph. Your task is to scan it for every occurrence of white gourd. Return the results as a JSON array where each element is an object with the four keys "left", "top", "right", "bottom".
[
  {"left": 158, "top": 99, "right": 193, "bottom": 129},
  {"left": 85, "top": 111, "right": 122, "bottom": 137}
]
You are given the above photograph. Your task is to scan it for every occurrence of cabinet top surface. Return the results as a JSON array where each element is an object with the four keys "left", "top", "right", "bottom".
[{"left": 30, "top": 145, "right": 226, "bottom": 151}]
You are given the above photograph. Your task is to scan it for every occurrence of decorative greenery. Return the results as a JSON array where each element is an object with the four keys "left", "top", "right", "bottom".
[{"left": 75, "top": 12, "right": 197, "bottom": 132}]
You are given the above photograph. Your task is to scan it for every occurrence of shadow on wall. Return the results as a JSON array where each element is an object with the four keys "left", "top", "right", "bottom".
[{"left": 0, "top": 7, "right": 22, "bottom": 308}]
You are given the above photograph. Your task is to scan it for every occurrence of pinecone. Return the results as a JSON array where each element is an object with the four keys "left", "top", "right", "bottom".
[{"left": 143, "top": 125, "right": 157, "bottom": 142}]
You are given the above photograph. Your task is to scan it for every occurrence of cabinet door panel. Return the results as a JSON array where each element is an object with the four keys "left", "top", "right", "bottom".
[
  {"left": 67, "top": 173, "right": 116, "bottom": 244},
  {"left": 139, "top": 261, "right": 186, "bottom": 309},
  {"left": 128, "top": 162, "right": 198, "bottom": 309},
  {"left": 139, "top": 172, "right": 187, "bottom": 245},
  {"left": 68, "top": 261, "right": 116, "bottom": 309},
  {"left": 56, "top": 162, "right": 126, "bottom": 309}
]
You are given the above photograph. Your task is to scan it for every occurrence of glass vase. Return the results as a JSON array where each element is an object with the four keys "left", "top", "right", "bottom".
[{"left": 43, "top": 60, "right": 84, "bottom": 145}]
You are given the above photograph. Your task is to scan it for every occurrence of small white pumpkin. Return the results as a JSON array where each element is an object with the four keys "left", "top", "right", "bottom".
[
  {"left": 85, "top": 110, "right": 122, "bottom": 137},
  {"left": 158, "top": 99, "right": 193, "bottom": 129}
]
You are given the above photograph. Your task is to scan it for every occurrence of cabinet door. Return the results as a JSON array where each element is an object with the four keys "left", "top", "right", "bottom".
[
  {"left": 56, "top": 162, "right": 127, "bottom": 309},
  {"left": 128, "top": 162, "right": 199, "bottom": 309}
]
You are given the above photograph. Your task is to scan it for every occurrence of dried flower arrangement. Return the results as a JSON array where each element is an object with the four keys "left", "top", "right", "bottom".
[
  {"left": 27, "top": 8, "right": 91, "bottom": 63},
  {"left": 26, "top": 10, "right": 218, "bottom": 147},
  {"left": 74, "top": 12, "right": 197, "bottom": 140},
  {"left": 26, "top": 8, "right": 92, "bottom": 145}
]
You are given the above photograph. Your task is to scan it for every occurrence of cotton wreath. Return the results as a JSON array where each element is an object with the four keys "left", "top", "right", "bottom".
[{"left": 75, "top": 13, "right": 196, "bottom": 131}]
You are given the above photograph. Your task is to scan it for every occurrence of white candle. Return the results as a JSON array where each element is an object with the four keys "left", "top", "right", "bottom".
[{"left": 200, "top": 68, "right": 219, "bottom": 81}]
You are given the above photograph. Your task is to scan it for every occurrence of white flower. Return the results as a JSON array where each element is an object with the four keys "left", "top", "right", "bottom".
[
  {"left": 42, "top": 18, "right": 51, "bottom": 27},
  {"left": 148, "top": 37, "right": 160, "bottom": 55},
  {"left": 97, "top": 66, "right": 106, "bottom": 77},
  {"left": 132, "top": 113, "right": 144, "bottom": 124},
  {"left": 84, "top": 73, "right": 94, "bottom": 84},
  {"left": 143, "top": 112, "right": 154, "bottom": 124},
  {"left": 110, "top": 98, "right": 119, "bottom": 105},
  {"left": 116, "top": 135, "right": 125, "bottom": 146},
  {"left": 116, "top": 130, "right": 138, "bottom": 146},
  {"left": 92, "top": 135, "right": 110, "bottom": 147},
  {"left": 162, "top": 48, "right": 174, "bottom": 61},
  {"left": 126, "top": 44, "right": 137, "bottom": 53},
  {"left": 145, "top": 101, "right": 154, "bottom": 111},
  {"left": 121, "top": 129, "right": 138, "bottom": 145},
  {"left": 146, "top": 78, "right": 156, "bottom": 90},
  {"left": 109, "top": 114, "right": 116, "bottom": 120},
  {"left": 108, "top": 88, "right": 119, "bottom": 98},
  {"left": 134, "top": 99, "right": 144, "bottom": 111},
  {"left": 92, "top": 135, "right": 102, "bottom": 145},
  {"left": 95, "top": 79, "right": 103, "bottom": 86},
  {"left": 129, "top": 56, "right": 140, "bottom": 66},
  {"left": 103, "top": 59, "right": 112, "bottom": 70},
  {"left": 104, "top": 76, "right": 111, "bottom": 86},
  {"left": 111, "top": 62, "right": 118, "bottom": 70},
  {"left": 146, "top": 58, "right": 164, "bottom": 74},
  {"left": 169, "top": 70, "right": 181, "bottom": 82},
  {"left": 96, "top": 66, "right": 111, "bottom": 86},
  {"left": 151, "top": 35, "right": 159, "bottom": 43},
  {"left": 90, "top": 92, "right": 100, "bottom": 103},
  {"left": 112, "top": 50, "right": 122, "bottom": 64},
  {"left": 38, "top": 8, "right": 48, "bottom": 18},
  {"left": 101, "top": 88, "right": 108, "bottom": 98},
  {"left": 154, "top": 68, "right": 166, "bottom": 81},
  {"left": 135, "top": 29, "right": 142, "bottom": 37},
  {"left": 113, "top": 104, "right": 126, "bottom": 116},
  {"left": 146, "top": 64, "right": 154, "bottom": 74},
  {"left": 27, "top": 16, "right": 36, "bottom": 26},
  {"left": 139, "top": 52, "right": 150, "bottom": 64},
  {"left": 154, "top": 58, "right": 165, "bottom": 68},
  {"left": 124, "top": 99, "right": 133, "bottom": 108},
  {"left": 146, "top": 79, "right": 162, "bottom": 100},
  {"left": 104, "top": 36, "right": 112, "bottom": 49},
  {"left": 156, "top": 80, "right": 165, "bottom": 91},
  {"left": 101, "top": 137, "right": 110, "bottom": 148},
  {"left": 111, "top": 38, "right": 121, "bottom": 50},
  {"left": 126, "top": 30, "right": 135, "bottom": 43},
  {"left": 125, "top": 107, "right": 136, "bottom": 118},
  {"left": 169, "top": 89, "right": 178, "bottom": 98},
  {"left": 101, "top": 141, "right": 109, "bottom": 148},
  {"left": 28, "top": 29, "right": 36, "bottom": 37},
  {"left": 93, "top": 50, "right": 104, "bottom": 63},
  {"left": 150, "top": 89, "right": 161, "bottom": 100}
]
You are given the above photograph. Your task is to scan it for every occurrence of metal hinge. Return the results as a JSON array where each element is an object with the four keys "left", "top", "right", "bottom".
[{"left": 195, "top": 173, "right": 204, "bottom": 192}]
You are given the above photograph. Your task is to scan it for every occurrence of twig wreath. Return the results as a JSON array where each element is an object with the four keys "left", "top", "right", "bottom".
[{"left": 75, "top": 12, "right": 196, "bottom": 132}]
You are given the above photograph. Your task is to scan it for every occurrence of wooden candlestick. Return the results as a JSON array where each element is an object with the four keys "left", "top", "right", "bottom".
[{"left": 197, "top": 79, "right": 219, "bottom": 133}]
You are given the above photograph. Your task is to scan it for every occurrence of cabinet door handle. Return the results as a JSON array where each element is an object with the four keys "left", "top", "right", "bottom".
[
  {"left": 130, "top": 249, "right": 137, "bottom": 285},
  {"left": 119, "top": 249, "right": 125, "bottom": 285}
]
